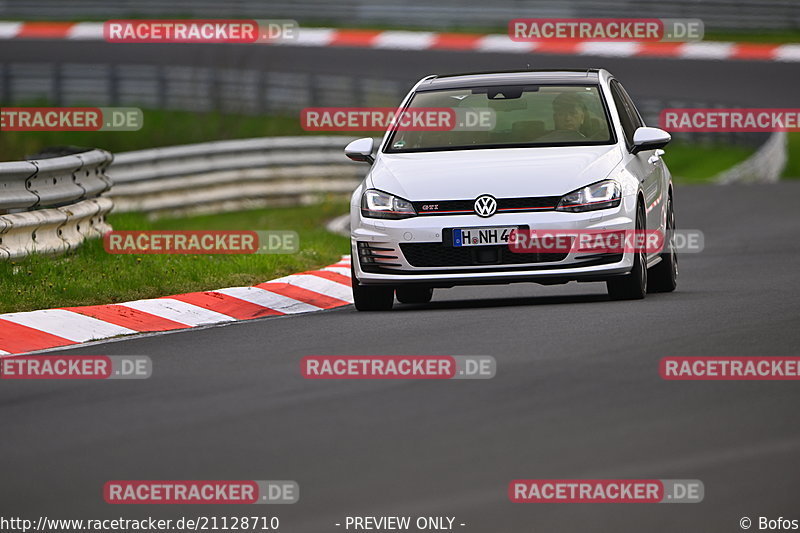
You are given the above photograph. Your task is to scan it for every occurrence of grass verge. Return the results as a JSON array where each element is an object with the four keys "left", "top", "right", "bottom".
[
  {"left": 664, "top": 141, "right": 755, "bottom": 184},
  {"left": 0, "top": 201, "right": 350, "bottom": 314},
  {"left": 783, "top": 132, "right": 800, "bottom": 179}
]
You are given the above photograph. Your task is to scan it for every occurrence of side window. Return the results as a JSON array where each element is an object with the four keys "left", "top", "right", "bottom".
[
  {"left": 610, "top": 80, "right": 641, "bottom": 147},
  {"left": 617, "top": 82, "right": 645, "bottom": 129}
]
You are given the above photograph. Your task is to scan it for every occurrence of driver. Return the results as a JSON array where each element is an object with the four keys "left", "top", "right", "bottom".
[
  {"left": 538, "top": 93, "right": 589, "bottom": 141},
  {"left": 553, "top": 92, "right": 587, "bottom": 132}
]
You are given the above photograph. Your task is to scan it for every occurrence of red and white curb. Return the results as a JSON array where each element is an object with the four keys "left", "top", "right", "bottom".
[
  {"left": 0, "top": 21, "right": 798, "bottom": 62},
  {"left": 0, "top": 255, "right": 353, "bottom": 356}
]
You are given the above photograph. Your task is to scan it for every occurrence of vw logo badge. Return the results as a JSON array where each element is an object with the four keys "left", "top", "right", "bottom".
[{"left": 474, "top": 195, "right": 497, "bottom": 217}]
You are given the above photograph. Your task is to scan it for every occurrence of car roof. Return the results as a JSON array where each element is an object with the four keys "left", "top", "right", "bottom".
[{"left": 415, "top": 70, "right": 603, "bottom": 91}]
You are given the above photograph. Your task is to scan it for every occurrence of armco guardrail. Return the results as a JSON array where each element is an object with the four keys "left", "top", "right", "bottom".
[
  {"left": 714, "top": 131, "right": 788, "bottom": 184},
  {"left": 107, "top": 136, "right": 368, "bottom": 216},
  {"left": 0, "top": 149, "right": 113, "bottom": 259}
]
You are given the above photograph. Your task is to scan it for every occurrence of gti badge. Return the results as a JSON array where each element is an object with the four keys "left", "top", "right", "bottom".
[{"left": 474, "top": 195, "right": 497, "bottom": 217}]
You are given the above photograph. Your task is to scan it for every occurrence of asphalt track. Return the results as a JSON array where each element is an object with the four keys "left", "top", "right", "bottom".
[
  {"left": 2, "top": 180, "right": 800, "bottom": 531},
  {"left": 2, "top": 42, "right": 800, "bottom": 532},
  {"left": 1, "top": 40, "right": 799, "bottom": 107}
]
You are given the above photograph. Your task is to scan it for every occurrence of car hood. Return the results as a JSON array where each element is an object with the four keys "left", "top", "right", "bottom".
[{"left": 368, "top": 145, "right": 623, "bottom": 200}]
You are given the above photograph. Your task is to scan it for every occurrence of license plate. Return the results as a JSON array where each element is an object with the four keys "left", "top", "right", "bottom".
[{"left": 453, "top": 226, "right": 517, "bottom": 247}]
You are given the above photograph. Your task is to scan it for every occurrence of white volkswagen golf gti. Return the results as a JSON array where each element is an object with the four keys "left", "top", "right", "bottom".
[{"left": 345, "top": 69, "right": 677, "bottom": 311}]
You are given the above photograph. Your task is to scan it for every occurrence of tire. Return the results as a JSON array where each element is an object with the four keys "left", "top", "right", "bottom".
[
  {"left": 647, "top": 195, "right": 678, "bottom": 293},
  {"left": 607, "top": 203, "right": 647, "bottom": 301},
  {"left": 351, "top": 263, "right": 394, "bottom": 311},
  {"left": 396, "top": 286, "right": 434, "bottom": 304}
]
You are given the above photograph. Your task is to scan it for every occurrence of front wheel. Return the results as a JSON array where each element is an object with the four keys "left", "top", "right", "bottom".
[
  {"left": 351, "top": 263, "right": 394, "bottom": 311},
  {"left": 647, "top": 195, "right": 678, "bottom": 293},
  {"left": 607, "top": 204, "right": 647, "bottom": 301}
]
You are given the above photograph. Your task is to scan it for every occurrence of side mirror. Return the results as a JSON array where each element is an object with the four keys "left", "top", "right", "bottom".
[
  {"left": 632, "top": 127, "right": 671, "bottom": 154},
  {"left": 344, "top": 138, "right": 375, "bottom": 164}
]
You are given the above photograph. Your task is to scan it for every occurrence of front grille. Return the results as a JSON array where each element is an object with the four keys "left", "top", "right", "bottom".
[
  {"left": 412, "top": 196, "right": 561, "bottom": 216},
  {"left": 498, "top": 196, "right": 561, "bottom": 210},
  {"left": 400, "top": 242, "right": 568, "bottom": 267}
]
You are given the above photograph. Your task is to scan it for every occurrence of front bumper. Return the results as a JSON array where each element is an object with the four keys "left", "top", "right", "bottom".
[{"left": 351, "top": 196, "right": 637, "bottom": 287}]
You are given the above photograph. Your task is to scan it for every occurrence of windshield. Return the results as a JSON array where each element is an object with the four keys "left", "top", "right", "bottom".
[{"left": 385, "top": 84, "right": 614, "bottom": 153}]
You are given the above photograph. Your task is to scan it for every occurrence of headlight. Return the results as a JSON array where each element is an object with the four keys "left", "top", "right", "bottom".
[
  {"left": 556, "top": 180, "right": 621, "bottom": 212},
  {"left": 360, "top": 189, "right": 416, "bottom": 219}
]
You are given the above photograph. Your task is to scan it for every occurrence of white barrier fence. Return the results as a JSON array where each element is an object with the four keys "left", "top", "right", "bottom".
[
  {"left": 0, "top": 149, "right": 113, "bottom": 259},
  {"left": 107, "top": 136, "right": 367, "bottom": 216},
  {"left": 714, "top": 131, "right": 788, "bottom": 184},
  {"left": 0, "top": 137, "right": 369, "bottom": 258}
]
